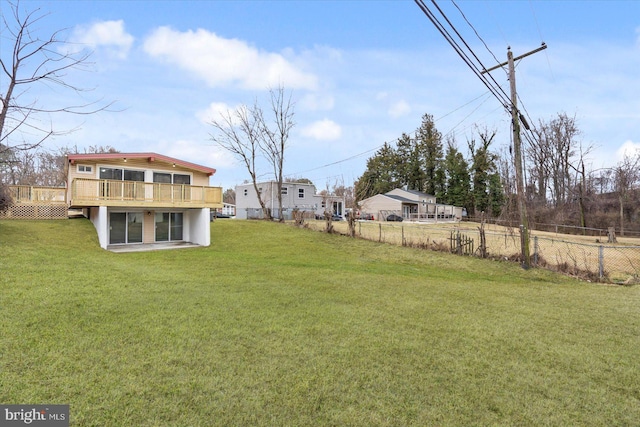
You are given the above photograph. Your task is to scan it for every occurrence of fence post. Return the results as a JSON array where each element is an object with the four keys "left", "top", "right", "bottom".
[
  {"left": 598, "top": 245, "right": 604, "bottom": 279},
  {"left": 379, "top": 223, "right": 382, "bottom": 243},
  {"left": 533, "top": 236, "right": 538, "bottom": 266}
]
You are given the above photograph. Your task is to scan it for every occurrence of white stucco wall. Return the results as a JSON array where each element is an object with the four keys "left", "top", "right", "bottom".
[
  {"left": 90, "top": 206, "right": 109, "bottom": 249},
  {"left": 187, "top": 208, "right": 210, "bottom": 247}
]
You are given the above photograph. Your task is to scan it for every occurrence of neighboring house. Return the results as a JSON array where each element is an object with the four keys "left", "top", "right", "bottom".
[
  {"left": 221, "top": 202, "right": 236, "bottom": 216},
  {"left": 235, "top": 181, "right": 345, "bottom": 220},
  {"left": 358, "top": 187, "right": 463, "bottom": 222},
  {"left": 211, "top": 202, "right": 236, "bottom": 219},
  {"left": 66, "top": 152, "right": 222, "bottom": 250}
]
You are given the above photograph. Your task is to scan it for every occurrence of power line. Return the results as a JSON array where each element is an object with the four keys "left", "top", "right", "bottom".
[
  {"left": 286, "top": 90, "right": 497, "bottom": 180},
  {"left": 413, "top": 0, "right": 512, "bottom": 112},
  {"left": 451, "top": 0, "right": 503, "bottom": 70},
  {"left": 284, "top": 145, "right": 382, "bottom": 178}
]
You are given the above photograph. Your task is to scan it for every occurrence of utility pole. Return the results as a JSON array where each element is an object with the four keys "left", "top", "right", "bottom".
[{"left": 483, "top": 43, "right": 546, "bottom": 269}]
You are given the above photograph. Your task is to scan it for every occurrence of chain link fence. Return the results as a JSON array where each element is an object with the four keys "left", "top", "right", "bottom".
[{"left": 304, "top": 220, "right": 640, "bottom": 284}]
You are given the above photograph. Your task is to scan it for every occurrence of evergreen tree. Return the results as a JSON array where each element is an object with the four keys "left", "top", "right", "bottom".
[
  {"left": 395, "top": 133, "right": 424, "bottom": 191},
  {"left": 355, "top": 143, "right": 400, "bottom": 201},
  {"left": 468, "top": 129, "right": 501, "bottom": 217},
  {"left": 443, "top": 139, "right": 471, "bottom": 208},
  {"left": 488, "top": 172, "right": 505, "bottom": 217},
  {"left": 415, "top": 114, "right": 444, "bottom": 196}
]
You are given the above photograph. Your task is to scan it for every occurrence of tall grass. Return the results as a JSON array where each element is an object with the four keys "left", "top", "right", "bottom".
[{"left": 1, "top": 219, "right": 639, "bottom": 426}]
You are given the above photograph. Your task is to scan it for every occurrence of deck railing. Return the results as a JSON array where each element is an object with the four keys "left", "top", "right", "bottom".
[
  {"left": 7, "top": 185, "right": 67, "bottom": 204},
  {"left": 1, "top": 186, "right": 68, "bottom": 219},
  {"left": 70, "top": 178, "right": 223, "bottom": 208}
]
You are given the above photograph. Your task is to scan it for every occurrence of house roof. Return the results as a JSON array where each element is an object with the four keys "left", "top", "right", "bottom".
[
  {"left": 385, "top": 194, "right": 418, "bottom": 204},
  {"left": 390, "top": 188, "right": 434, "bottom": 199},
  {"left": 67, "top": 152, "right": 216, "bottom": 176},
  {"left": 385, "top": 187, "right": 433, "bottom": 198}
]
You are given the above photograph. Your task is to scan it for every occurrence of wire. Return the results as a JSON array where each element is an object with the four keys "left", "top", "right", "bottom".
[
  {"left": 528, "top": 0, "right": 545, "bottom": 44},
  {"left": 285, "top": 145, "right": 383, "bottom": 178},
  {"left": 442, "top": 93, "right": 494, "bottom": 139},
  {"left": 451, "top": 0, "right": 503, "bottom": 70},
  {"left": 413, "top": 0, "right": 511, "bottom": 112}
]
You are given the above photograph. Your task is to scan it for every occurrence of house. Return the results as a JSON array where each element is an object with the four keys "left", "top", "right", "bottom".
[
  {"left": 358, "top": 187, "right": 463, "bottom": 222},
  {"left": 235, "top": 181, "right": 345, "bottom": 220},
  {"left": 66, "top": 152, "right": 222, "bottom": 250},
  {"left": 211, "top": 202, "right": 236, "bottom": 219}
]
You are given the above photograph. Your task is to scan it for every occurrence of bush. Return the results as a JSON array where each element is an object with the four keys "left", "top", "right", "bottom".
[{"left": 0, "top": 183, "right": 12, "bottom": 210}]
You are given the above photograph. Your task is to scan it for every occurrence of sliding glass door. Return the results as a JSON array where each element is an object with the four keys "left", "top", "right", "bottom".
[
  {"left": 109, "top": 212, "right": 143, "bottom": 244},
  {"left": 155, "top": 212, "right": 183, "bottom": 242}
]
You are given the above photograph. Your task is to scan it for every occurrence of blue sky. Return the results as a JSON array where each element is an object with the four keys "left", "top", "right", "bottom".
[{"left": 6, "top": 0, "right": 640, "bottom": 191}]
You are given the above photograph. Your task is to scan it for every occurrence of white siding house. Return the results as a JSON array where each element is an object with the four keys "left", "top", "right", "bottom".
[{"left": 235, "top": 181, "right": 344, "bottom": 220}]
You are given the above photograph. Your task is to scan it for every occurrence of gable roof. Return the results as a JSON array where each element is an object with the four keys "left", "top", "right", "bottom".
[
  {"left": 385, "top": 194, "right": 417, "bottom": 203},
  {"left": 388, "top": 188, "right": 434, "bottom": 199},
  {"left": 67, "top": 152, "right": 216, "bottom": 176}
]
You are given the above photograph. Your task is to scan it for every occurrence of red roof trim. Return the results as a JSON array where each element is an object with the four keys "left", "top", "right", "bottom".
[{"left": 67, "top": 152, "right": 216, "bottom": 176}]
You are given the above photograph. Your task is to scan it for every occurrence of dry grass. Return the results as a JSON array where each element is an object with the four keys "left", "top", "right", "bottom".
[{"left": 306, "top": 220, "right": 640, "bottom": 283}]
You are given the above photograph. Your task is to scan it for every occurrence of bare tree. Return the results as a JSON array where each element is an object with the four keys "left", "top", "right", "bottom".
[
  {"left": 528, "top": 113, "right": 580, "bottom": 209},
  {"left": 258, "top": 85, "right": 295, "bottom": 222},
  {"left": 210, "top": 103, "right": 272, "bottom": 220},
  {"left": 1, "top": 1, "right": 111, "bottom": 153},
  {"left": 613, "top": 151, "right": 640, "bottom": 236},
  {"left": 222, "top": 188, "right": 236, "bottom": 205},
  {"left": 567, "top": 141, "right": 594, "bottom": 230},
  {"left": 1, "top": 144, "right": 117, "bottom": 187},
  {"left": 211, "top": 87, "right": 295, "bottom": 221}
]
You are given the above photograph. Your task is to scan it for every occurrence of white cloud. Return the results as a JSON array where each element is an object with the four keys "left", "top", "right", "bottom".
[
  {"left": 616, "top": 140, "right": 640, "bottom": 160},
  {"left": 154, "top": 139, "right": 237, "bottom": 170},
  {"left": 196, "top": 102, "right": 236, "bottom": 124},
  {"left": 301, "top": 119, "right": 342, "bottom": 141},
  {"left": 143, "top": 27, "right": 318, "bottom": 90},
  {"left": 388, "top": 100, "right": 411, "bottom": 118},
  {"left": 72, "top": 20, "right": 134, "bottom": 59}
]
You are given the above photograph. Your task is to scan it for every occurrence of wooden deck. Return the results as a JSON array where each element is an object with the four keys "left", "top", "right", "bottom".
[
  {"left": 1, "top": 186, "right": 68, "bottom": 219},
  {"left": 69, "top": 178, "right": 223, "bottom": 208},
  {"left": 2, "top": 182, "right": 223, "bottom": 220}
]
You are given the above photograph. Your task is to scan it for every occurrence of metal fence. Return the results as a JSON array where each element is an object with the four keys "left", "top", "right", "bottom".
[
  {"left": 305, "top": 220, "right": 640, "bottom": 284},
  {"left": 533, "top": 236, "right": 640, "bottom": 283},
  {"left": 464, "top": 216, "right": 640, "bottom": 239}
]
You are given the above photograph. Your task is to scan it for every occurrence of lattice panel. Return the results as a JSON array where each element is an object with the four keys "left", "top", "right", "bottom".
[{"left": 0, "top": 204, "right": 68, "bottom": 220}]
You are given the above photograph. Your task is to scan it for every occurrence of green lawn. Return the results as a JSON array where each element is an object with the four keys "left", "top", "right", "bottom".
[{"left": 1, "top": 219, "right": 639, "bottom": 426}]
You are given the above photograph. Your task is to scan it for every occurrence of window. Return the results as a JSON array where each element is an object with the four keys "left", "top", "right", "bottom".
[
  {"left": 298, "top": 188, "right": 305, "bottom": 198},
  {"left": 124, "top": 169, "right": 144, "bottom": 182},
  {"left": 155, "top": 212, "right": 183, "bottom": 242},
  {"left": 152, "top": 172, "right": 191, "bottom": 185},
  {"left": 77, "top": 165, "right": 93, "bottom": 174},
  {"left": 109, "top": 212, "right": 143, "bottom": 245},
  {"left": 101, "top": 167, "right": 144, "bottom": 199},
  {"left": 173, "top": 174, "right": 190, "bottom": 185},
  {"left": 100, "top": 167, "right": 123, "bottom": 180},
  {"left": 243, "top": 189, "right": 248, "bottom": 196},
  {"left": 281, "top": 187, "right": 288, "bottom": 195},
  {"left": 152, "top": 172, "right": 192, "bottom": 201}
]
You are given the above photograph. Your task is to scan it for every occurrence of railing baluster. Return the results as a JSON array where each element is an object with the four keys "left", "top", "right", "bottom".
[{"left": 68, "top": 178, "right": 221, "bottom": 207}]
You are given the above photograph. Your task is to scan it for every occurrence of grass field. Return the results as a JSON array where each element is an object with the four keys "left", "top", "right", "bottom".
[
  {"left": 309, "top": 219, "right": 640, "bottom": 283},
  {"left": 1, "top": 219, "right": 639, "bottom": 426}
]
